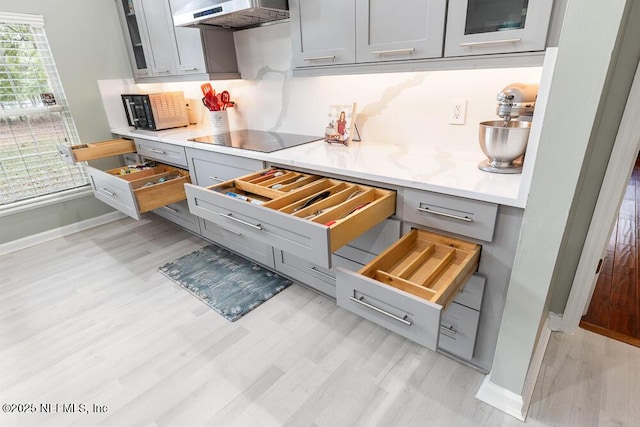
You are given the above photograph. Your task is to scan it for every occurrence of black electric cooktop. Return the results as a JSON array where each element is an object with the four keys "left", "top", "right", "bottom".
[{"left": 189, "top": 130, "right": 322, "bottom": 153}]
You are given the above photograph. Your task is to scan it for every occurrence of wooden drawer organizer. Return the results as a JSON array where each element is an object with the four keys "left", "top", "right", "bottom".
[
  {"left": 57, "top": 138, "right": 136, "bottom": 164},
  {"left": 336, "top": 229, "right": 480, "bottom": 351},
  {"left": 88, "top": 162, "right": 190, "bottom": 220},
  {"left": 185, "top": 167, "right": 396, "bottom": 269},
  {"left": 360, "top": 229, "right": 480, "bottom": 309}
]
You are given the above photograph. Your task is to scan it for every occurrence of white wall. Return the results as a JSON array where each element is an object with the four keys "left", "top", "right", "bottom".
[{"left": 130, "top": 22, "right": 542, "bottom": 157}]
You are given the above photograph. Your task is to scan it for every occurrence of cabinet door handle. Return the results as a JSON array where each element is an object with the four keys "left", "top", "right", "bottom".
[
  {"left": 304, "top": 55, "right": 336, "bottom": 61},
  {"left": 371, "top": 48, "right": 415, "bottom": 55},
  {"left": 416, "top": 207, "right": 473, "bottom": 222},
  {"left": 208, "top": 176, "right": 225, "bottom": 183},
  {"left": 161, "top": 205, "right": 179, "bottom": 214},
  {"left": 305, "top": 266, "right": 334, "bottom": 281},
  {"left": 148, "top": 148, "right": 166, "bottom": 154},
  {"left": 350, "top": 295, "right": 413, "bottom": 326},
  {"left": 460, "top": 38, "right": 521, "bottom": 48},
  {"left": 440, "top": 324, "right": 458, "bottom": 335},
  {"left": 99, "top": 187, "right": 116, "bottom": 197},
  {"left": 179, "top": 67, "right": 198, "bottom": 71},
  {"left": 217, "top": 212, "right": 263, "bottom": 230},
  {"left": 216, "top": 224, "right": 242, "bottom": 236},
  {"left": 59, "top": 151, "right": 70, "bottom": 158},
  {"left": 155, "top": 69, "right": 171, "bottom": 74}
]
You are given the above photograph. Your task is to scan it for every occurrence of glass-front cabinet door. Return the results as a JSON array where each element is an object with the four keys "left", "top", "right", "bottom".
[
  {"left": 119, "top": 0, "right": 151, "bottom": 78},
  {"left": 444, "top": 0, "right": 553, "bottom": 57}
]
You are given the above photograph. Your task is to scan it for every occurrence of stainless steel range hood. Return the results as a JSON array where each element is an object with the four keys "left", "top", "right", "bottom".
[{"left": 173, "top": 0, "right": 289, "bottom": 29}]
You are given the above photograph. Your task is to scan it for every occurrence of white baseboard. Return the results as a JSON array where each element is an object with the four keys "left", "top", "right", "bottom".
[
  {"left": 475, "top": 374, "right": 525, "bottom": 421},
  {"left": 548, "top": 312, "right": 564, "bottom": 331},
  {"left": 0, "top": 211, "right": 126, "bottom": 256},
  {"left": 475, "top": 318, "right": 553, "bottom": 422}
]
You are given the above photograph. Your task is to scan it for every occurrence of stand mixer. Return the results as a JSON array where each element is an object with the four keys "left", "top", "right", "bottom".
[{"left": 478, "top": 83, "right": 538, "bottom": 174}]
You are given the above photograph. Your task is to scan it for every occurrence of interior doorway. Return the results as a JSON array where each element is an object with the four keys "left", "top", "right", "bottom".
[{"left": 580, "top": 155, "right": 640, "bottom": 347}]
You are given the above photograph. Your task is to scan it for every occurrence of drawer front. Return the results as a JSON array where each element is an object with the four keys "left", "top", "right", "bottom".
[
  {"left": 185, "top": 179, "right": 394, "bottom": 269},
  {"left": 152, "top": 200, "right": 201, "bottom": 235},
  {"left": 336, "top": 268, "right": 443, "bottom": 350},
  {"left": 135, "top": 138, "right": 188, "bottom": 168},
  {"left": 88, "top": 166, "right": 141, "bottom": 220},
  {"left": 402, "top": 188, "right": 498, "bottom": 242},
  {"left": 57, "top": 138, "right": 135, "bottom": 164},
  {"left": 452, "top": 274, "right": 485, "bottom": 311},
  {"left": 187, "top": 150, "right": 264, "bottom": 186},
  {"left": 438, "top": 301, "right": 481, "bottom": 360},
  {"left": 275, "top": 250, "right": 363, "bottom": 298},
  {"left": 334, "top": 218, "right": 401, "bottom": 263},
  {"left": 200, "top": 219, "right": 275, "bottom": 269}
]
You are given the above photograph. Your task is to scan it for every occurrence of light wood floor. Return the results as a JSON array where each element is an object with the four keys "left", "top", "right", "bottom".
[{"left": 1, "top": 217, "right": 639, "bottom": 427}]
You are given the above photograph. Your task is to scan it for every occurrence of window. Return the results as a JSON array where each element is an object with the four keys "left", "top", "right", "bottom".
[{"left": 0, "top": 12, "right": 89, "bottom": 206}]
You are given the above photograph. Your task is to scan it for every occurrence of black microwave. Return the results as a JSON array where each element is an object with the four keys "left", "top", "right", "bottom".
[{"left": 121, "top": 92, "right": 189, "bottom": 131}]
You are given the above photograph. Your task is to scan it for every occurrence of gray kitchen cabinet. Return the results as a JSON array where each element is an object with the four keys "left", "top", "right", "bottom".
[
  {"left": 153, "top": 200, "right": 202, "bottom": 234},
  {"left": 444, "top": 0, "right": 554, "bottom": 57},
  {"left": 355, "top": 0, "right": 446, "bottom": 63},
  {"left": 117, "top": 0, "right": 239, "bottom": 82},
  {"left": 137, "top": 0, "right": 177, "bottom": 76},
  {"left": 186, "top": 148, "right": 265, "bottom": 187},
  {"left": 290, "top": 0, "right": 356, "bottom": 67},
  {"left": 184, "top": 168, "right": 397, "bottom": 269},
  {"left": 291, "top": 0, "right": 445, "bottom": 68},
  {"left": 135, "top": 138, "right": 188, "bottom": 168},
  {"left": 117, "top": 0, "right": 151, "bottom": 78},
  {"left": 274, "top": 219, "right": 402, "bottom": 297}
]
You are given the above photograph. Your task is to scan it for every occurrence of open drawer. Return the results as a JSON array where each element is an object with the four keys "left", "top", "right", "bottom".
[
  {"left": 87, "top": 162, "right": 190, "bottom": 220},
  {"left": 185, "top": 167, "right": 396, "bottom": 269},
  {"left": 335, "top": 229, "right": 480, "bottom": 351},
  {"left": 57, "top": 138, "right": 136, "bottom": 165}
]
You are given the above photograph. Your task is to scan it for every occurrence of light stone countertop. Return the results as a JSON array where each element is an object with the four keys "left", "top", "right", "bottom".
[{"left": 111, "top": 125, "right": 527, "bottom": 208}]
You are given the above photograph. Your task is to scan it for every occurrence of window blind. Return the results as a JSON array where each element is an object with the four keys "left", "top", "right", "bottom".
[{"left": 0, "top": 13, "right": 89, "bottom": 206}]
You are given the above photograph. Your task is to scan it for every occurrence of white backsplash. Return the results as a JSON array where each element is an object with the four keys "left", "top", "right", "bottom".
[{"left": 100, "top": 21, "right": 543, "bottom": 153}]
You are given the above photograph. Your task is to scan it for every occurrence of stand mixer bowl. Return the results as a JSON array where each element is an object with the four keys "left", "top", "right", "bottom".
[{"left": 478, "top": 120, "right": 531, "bottom": 173}]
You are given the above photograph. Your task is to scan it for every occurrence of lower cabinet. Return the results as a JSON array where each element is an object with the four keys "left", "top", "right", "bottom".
[
  {"left": 274, "top": 218, "right": 402, "bottom": 297},
  {"left": 87, "top": 162, "right": 190, "bottom": 220},
  {"left": 152, "top": 200, "right": 201, "bottom": 235},
  {"left": 336, "top": 228, "right": 481, "bottom": 352},
  {"left": 200, "top": 218, "right": 275, "bottom": 269}
]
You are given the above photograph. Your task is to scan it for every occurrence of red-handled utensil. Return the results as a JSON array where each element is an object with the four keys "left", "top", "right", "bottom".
[{"left": 201, "top": 83, "right": 214, "bottom": 97}]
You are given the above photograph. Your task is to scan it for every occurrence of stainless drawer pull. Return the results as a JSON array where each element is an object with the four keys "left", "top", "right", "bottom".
[
  {"left": 440, "top": 324, "right": 457, "bottom": 335},
  {"left": 161, "top": 206, "right": 179, "bottom": 214},
  {"left": 416, "top": 207, "right": 473, "bottom": 222},
  {"left": 371, "top": 48, "right": 415, "bottom": 55},
  {"left": 306, "top": 266, "right": 334, "bottom": 280},
  {"left": 460, "top": 38, "right": 521, "bottom": 48},
  {"left": 304, "top": 55, "right": 336, "bottom": 61},
  {"left": 179, "top": 67, "right": 198, "bottom": 71},
  {"left": 99, "top": 187, "right": 116, "bottom": 197},
  {"left": 208, "top": 176, "right": 225, "bottom": 183},
  {"left": 350, "top": 295, "right": 413, "bottom": 326},
  {"left": 217, "top": 212, "right": 263, "bottom": 230},
  {"left": 58, "top": 151, "right": 70, "bottom": 157},
  {"left": 217, "top": 224, "right": 242, "bottom": 236},
  {"left": 149, "top": 148, "right": 167, "bottom": 154}
]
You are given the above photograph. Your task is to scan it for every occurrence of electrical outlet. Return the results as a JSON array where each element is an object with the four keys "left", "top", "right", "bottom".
[{"left": 449, "top": 99, "right": 467, "bottom": 125}]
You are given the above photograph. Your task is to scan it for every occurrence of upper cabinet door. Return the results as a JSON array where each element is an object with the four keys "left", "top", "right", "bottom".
[
  {"left": 445, "top": 0, "right": 553, "bottom": 57},
  {"left": 168, "top": 0, "right": 207, "bottom": 76},
  {"left": 138, "top": 0, "right": 177, "bottom": 76},
  {"left": 355, "top": 0, "right": 446, "bottom": 63},
  {"left": 290, "top": 0, "right": 357, "bottom": 68},
  {"left": 118, "top": 0, "right": 151, "bottom": 78}
]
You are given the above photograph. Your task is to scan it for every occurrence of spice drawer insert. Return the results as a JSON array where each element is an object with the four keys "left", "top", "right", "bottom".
[
  {"left": 335, "top": 229, "right": 480, "bottom": 351},
  {"left": 185, "top": 168, "right": 396, "bottom": 269},
  {"left": 57, "top": 138, "right": 136, "bottom": 165},
  {"left": 87, "top": 163, "right": 190, "bottom": 221}
]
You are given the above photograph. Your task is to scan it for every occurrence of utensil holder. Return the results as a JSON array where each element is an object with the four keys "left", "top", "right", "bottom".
[{"left": 209, "top": 110, "right": 230, "bottom": 134}]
